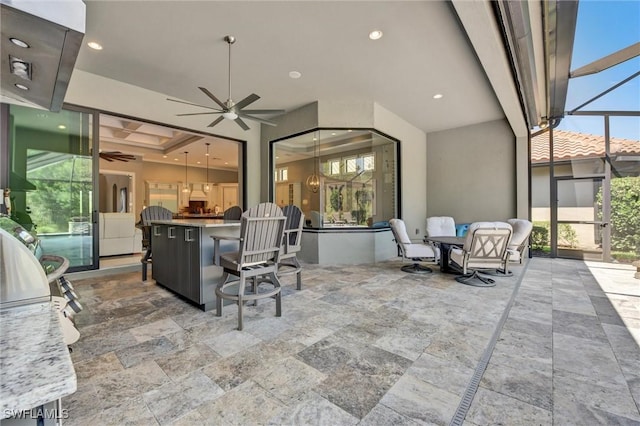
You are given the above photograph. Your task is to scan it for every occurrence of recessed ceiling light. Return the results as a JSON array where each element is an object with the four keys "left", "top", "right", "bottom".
[
  {"left": 57, "top": 125, "right": 66, "bottom": 129},
  {"left": 224, "top": 162, "right": 228, "bottom": 165},
  {"left": 14, "top": 83, "right": 28, "bottom": 91},
  {"left": 433, "top": 93, "right": 443, "bottom": 99},
  {"left": 87, "top": 41, "right": 103, "bottom": 50},
  {"left": 174, "top": 158, "right": 179, "bottom": 161},
  {"left": 10, "top": 38, "right": 29, "bottom": 48},
  {"left": 347, "top": 129, "right": 353, "bottom": 132},
  {"left": 289, "top": 71, "right": 302, "bottom": 79},
  {"left": 197, "top": 161, "right": 201, "bottom": 164},
  {"left": 369, "top": 30, "right": 383, "bottom": 40},
  {"left": 163, "top": 155, "right": 167, "bottom": 158}
]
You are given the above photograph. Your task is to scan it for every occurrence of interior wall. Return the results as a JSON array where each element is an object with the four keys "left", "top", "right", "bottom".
[
  {"left": 99, "top": 173, "right": 130, "bottom": 213},
  {"left": 426, "top": 119, "right": 516, "bottom": 223},
  {"left": 373, "top": 103, "right": 426, "bottom": 240},
  {"left": 260, "top": 102, "right": 319, "bottom": 203},
  {"left": 99, "top": 158, "right": 237, "bottom": 215}
]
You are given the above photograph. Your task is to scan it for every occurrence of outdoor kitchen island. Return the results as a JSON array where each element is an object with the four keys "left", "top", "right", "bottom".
[{"left": 150, "top": 219, "right": 241, "bottom": 311}]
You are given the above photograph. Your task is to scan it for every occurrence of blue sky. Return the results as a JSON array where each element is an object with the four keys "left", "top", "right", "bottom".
[{"left": 558, "top": 0, "right": 640, "bottom": 140}]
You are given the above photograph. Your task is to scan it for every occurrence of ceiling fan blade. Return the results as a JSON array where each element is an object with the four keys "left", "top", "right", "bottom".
[
  {"left": 234, "top": 93, "right": 260, "bottom": 110},
  {"left": 237, "top": 112, "right": 277, "bottom": 126},
  {"left": 198, "top": 87, "right": 227, "bottom": 109},
  {"left": 207, "top": 116, "right": 225, "bottom": 128},
  {"left": 167, "top": 98, "right": 221, "bottom": 111},
  {"left": 241, "top": 109, "right": 286, "bottom": 115},
  {"left": 235, "top": 117, "right": 250, "bottom": 131},
  {"left": 176, "top": 111, "right": 224, "bottom": 117}
]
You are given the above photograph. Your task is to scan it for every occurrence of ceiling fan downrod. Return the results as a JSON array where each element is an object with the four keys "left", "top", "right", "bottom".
[{"left": 224, "top": 35, "right": 235, "bottom": 105}]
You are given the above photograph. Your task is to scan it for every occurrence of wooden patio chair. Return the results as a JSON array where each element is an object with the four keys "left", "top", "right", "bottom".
[
  {"left": 278, "top": 205, "right": 304, "bottom": 290},
  {"left": 138, "top": 205, "right": 173, "bottom": 280},
  {"left": 223, "top": 205, "right": 243, "bottom": 220},
  {"left": 213, "top": 203, "right": 286, "bottom": 330}
]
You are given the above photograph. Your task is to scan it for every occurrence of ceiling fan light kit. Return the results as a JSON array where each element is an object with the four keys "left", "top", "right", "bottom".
[{"left": 168, "top": 35, "right": 285, "bottom": 131}]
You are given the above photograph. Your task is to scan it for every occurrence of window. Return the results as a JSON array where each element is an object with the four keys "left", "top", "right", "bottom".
[
  {"left": 363, "top": 154, "right": 375, "bottom": 171},
  {"left": 329, "top": 159, "right": 341, "bottom": 175},
  {"left": 275, "top": 167, "right": 288, "bottom": 182},
  {"left": 345, "top": 157, "right": 357, "bottom": 173},
  {"left": 272, "top": 129, "right": 398, "bottom": 228}
]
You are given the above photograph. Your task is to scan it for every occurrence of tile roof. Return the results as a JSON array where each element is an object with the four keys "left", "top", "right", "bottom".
[{"left": 531, "top": 130, "right": 640, "bottom": 163}]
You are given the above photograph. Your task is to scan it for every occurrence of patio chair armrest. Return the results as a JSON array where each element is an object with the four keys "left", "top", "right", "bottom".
[{"left": 211, "top": 235, "right": 242, "bottom": 265}]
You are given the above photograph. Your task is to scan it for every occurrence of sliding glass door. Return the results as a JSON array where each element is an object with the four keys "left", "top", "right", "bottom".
[{"left": 7, "top": 105, "right": 98, "bottom": 271}]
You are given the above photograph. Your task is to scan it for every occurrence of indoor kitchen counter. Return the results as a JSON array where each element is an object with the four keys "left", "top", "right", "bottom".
[
  {"left": 150, "top": 218, "right": 240, "bottom": 228},
  {"left": 150, "top": 220, "right": 241, "bottom": 311},
  {"left": 0, "top": 302, "right": 76, "bottom": 418}
]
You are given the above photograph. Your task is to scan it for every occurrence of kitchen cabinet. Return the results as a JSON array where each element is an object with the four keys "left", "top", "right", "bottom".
[
  {"left": 151, "top": 220, "right": 240, "bottom": 311},
  {"left": 146, "top": 181, "right": 179, "bottom": 213}
]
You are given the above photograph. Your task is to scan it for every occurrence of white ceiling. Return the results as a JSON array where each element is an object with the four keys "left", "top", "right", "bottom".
[{"left": 73, "top": 0, "right": 505, "bottom": 144}]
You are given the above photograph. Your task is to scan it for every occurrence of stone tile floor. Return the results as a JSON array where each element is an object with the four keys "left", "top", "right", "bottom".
[{"left": 64, "top": 258, "right": 640, "bottom": 425}]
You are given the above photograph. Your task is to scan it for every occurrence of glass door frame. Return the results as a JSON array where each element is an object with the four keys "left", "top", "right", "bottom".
[
  {"left": 0, "top": 103, "right": 100, "bottom": 272},
  {"left": 551, "top": 175, "right": 610, "bottom": 261},
  {"left": 65, "top": 104, "right": 101, "bottom": 271}
]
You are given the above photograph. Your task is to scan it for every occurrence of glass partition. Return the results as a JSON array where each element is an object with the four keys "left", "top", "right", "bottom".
[
  {"left": 272, "top": 129, "right": 398, "bottom": 229},
  {"left": 8, "top": 105, "right": 97, "bottom": 270}
]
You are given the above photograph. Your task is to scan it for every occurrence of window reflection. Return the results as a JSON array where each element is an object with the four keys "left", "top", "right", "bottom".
[{"left": 272, "top": 129, "right": 397, "bottom": 228}]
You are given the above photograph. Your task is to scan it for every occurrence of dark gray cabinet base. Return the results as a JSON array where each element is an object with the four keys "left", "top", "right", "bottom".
[{"left": 151, "top": 223, "right": 239, "bottom": 311}]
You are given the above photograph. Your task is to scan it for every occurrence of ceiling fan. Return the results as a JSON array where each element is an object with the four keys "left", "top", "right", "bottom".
[
  {"left": 99, "top": 151, "right": 136, "bottom": 162},
  {"left": 168, "top": 35, "right": 285, "bottom": 131}
]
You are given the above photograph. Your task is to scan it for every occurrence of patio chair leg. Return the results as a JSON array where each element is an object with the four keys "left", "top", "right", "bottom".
[
  {"left": 401, "top": 262, "right": 432, "bottom": 274},
  {"left": 237, "top": 276, "right": 246, "bottom": 331},
  {"left": 455, "top": 270, "right": 496, "bottom": 287},
  {"left": 272, "top": 272, "right": 282, "bottom": 317}
]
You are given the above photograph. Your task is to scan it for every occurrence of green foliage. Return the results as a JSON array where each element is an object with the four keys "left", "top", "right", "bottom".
[
  {"left": 597, "top": 176, "right": 640, "bottom": 255},
  {"left": 329, "top": 185, "right": 344, "bottom": 212},
  {"left": 531, "top": 222, "right": 549, "bottom": 250},
  {"left": 354, "top": 188, "right": 373, "bottom": 225},
  {"left": 558, "top": 223, "right": 579, "bottom": 248},
  {"left": 24, "top": 156, "right": 93, "bottom": 234}
]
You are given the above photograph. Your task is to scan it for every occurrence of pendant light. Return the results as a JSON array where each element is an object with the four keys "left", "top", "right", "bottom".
[
  {"left": 204, "top": 143, "right": 211, "bottom": 192},
  {"left": 305, "top": 131, "right": 320, "bottom": 193},
  {"left": 182, "top": 151, "right": 190, "bottom": 193}
]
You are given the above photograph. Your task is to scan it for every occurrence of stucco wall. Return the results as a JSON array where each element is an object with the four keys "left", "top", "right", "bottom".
[{"left": 426, "top": 119, "right": 516, "bottom": 224}]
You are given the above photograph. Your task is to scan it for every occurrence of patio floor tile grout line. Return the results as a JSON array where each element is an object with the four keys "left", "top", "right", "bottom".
[{"left": 448, "top": 260, "right": 531, "bottom": 426}]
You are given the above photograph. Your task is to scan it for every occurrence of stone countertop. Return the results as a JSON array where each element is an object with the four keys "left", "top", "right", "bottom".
[
  {"left": 0, "top": 302, "right": 77, "bottom": 418},
  {"left": 150, "top": 219, "right": 241, "bottom": 228}
]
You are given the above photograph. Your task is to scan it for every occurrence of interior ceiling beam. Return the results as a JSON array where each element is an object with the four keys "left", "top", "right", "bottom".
[
  {"left": 570, "top": 42, "right": 640, "bottom": 78},
  {"left": 162, "top": 135, "right": 205, "bottom": 154},
  {"left": 112, "top": 120, "right": 143, "bottom": 139}
]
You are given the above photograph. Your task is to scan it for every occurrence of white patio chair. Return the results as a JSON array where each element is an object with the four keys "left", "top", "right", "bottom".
[
  {"left": 449, "top": 221, "right": 513, "bottom": 287},
  {"left": 425, "top": 216, "right": 456, "bottom": 261},
  {"left": 506, "top": 218, "right": 533, "bottom": 263},
  {"left": 389, "top": 218, "right": 437, "bottom": 274}
]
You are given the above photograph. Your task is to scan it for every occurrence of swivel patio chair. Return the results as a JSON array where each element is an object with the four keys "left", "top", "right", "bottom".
[
  {"left": 214, "top": 202, "right": 286, "bottom": 330},
  {"left": 425, "top": 216, "right": 456, "bottom": 261},
  {"left": 389, "top": 218, "right": 437, "bottom": 274},
  {"left": 448, "top": 221, "right": 513, "bottom": 287},
  {"left": 506, "top": 218, "right": 533, "bottom": 263},
  {"left": 138, "top": 205, "right": 173, "bottom": 281},
  {"left": 223, "top": 205, "right": 243, "bottom": 220},
  {"left": 278, "top": 205, "right": 304, "bottom": 290}
]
